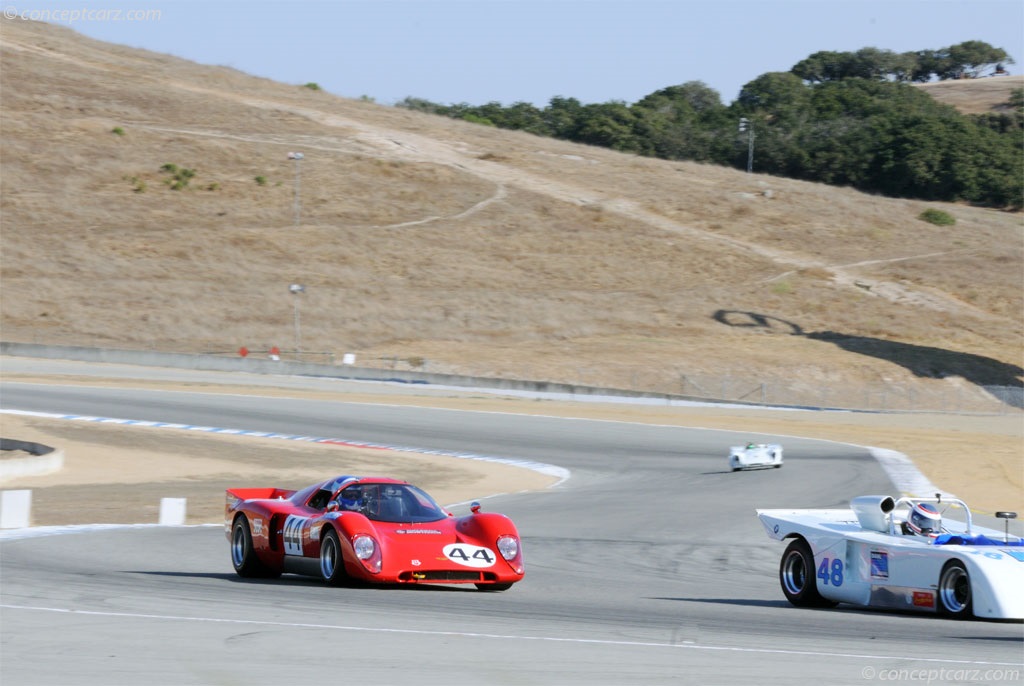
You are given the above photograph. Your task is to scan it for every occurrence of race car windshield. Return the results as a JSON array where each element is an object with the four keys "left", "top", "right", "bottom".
[{"left": 336, "top": 483, "right": 448, "bottom": 523}]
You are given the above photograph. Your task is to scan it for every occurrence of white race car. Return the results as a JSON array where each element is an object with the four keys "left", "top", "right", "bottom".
[
  {"left": 757, "top": 495, "right": 1024, "bottom": 620},
  {"left": 729, "top": 443, "right": 783, "bottom": 471}
]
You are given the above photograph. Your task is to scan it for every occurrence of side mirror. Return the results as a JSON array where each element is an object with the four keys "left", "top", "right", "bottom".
[
  {"left": 996, "top": 511, "right": 1018, "bottom": 543},
  {"left": 470, "top": 502, "right": 481, "bottom": 514}
]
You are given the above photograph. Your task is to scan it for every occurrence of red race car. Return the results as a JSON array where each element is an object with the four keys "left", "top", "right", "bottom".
[{"left": 225, "top": 475, "right": 525, "bottom": 591}]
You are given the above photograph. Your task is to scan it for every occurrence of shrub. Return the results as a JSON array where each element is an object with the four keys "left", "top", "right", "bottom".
[
  {"left": 111, "top": 126, "right": 125, "bottom": 136},
  {"left": 126, "top": 175, "right": 145, "bottom": 193},
  {"left": 918, "top": 209, "right": 956, "bottom": 226},
  {"left": 254, "top": 176, "right": 267, "bottom": 186},
  {"left": 159, "top": 164, "right": 195, "bottom": 190},
  {"left": 302, "top": 82, "right": 321, "bottom": 91}
]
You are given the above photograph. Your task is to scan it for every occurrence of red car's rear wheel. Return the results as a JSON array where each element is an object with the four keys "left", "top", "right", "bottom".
[{"left": 231, "top": 516, "right": 279, "bottom": 578}]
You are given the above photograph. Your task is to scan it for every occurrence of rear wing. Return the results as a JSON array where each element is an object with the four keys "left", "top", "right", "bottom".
[{"left": 226, "top": 487, "right": 295, "bottom": 507}]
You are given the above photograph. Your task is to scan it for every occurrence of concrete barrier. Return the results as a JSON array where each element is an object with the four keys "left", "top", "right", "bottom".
[
  {"left": 0, "top": 439, "right": 64, "bottom": 480},
  {"left": 0, "top": 341, "right": 689, "bottom": 401},
  {"left": 159, "top": 497, "right": 186, "bottom": 525},
  {"left": 0, "top": 489, "right": 32, "bottom": 528}
]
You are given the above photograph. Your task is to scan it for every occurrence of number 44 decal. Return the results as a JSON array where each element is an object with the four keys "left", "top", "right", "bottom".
[
  {"left": 817, "top": 557, "right": 844, "bottom": 586},
  {"left": 443, "top": 543, "right": 496, "bottom": 568}
]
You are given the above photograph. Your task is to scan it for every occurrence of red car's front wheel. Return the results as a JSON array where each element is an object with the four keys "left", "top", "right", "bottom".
[{"left": 319, "top": 529, "right": 350, "bottom": 586}]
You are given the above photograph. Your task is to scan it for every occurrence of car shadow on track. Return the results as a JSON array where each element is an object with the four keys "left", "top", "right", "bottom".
[
  {"left": 653, "top": 596, "right": 790, "bottom": 609},
  {"left": 126, "top": 570, "right": 479, "bottom": 591}
]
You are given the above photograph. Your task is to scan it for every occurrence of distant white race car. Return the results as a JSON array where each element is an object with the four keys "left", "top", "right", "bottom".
[
  {"left": 729, "top": 443, "right": 783, "bottom": 471},
  {"left": 757, "top": 495, "right": 1024, "bottom": 620}
]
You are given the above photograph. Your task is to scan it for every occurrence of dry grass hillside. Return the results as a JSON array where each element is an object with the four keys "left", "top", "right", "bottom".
[
  {"left": 1, "top": 18, "right": 1021, "bottom": 410},
  {"left": 916, "top": 74, "right": 1023, "bottom": 114}
]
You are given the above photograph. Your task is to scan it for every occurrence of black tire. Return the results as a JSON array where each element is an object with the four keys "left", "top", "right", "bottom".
[
  {"left": 319, "top": 529, "right": 349, "bottom": 586},
  {"left": 937, "top": 560, "right": 972, "bottom": 619},
  {"left": 475, "top": 582, "right": 513, "bottom": 592},
  {"left": 231, "top": 516, "right": 278, "bottom": 578},
  {"left": 779, "top": 538, "right": 837, "bottom": 608}
]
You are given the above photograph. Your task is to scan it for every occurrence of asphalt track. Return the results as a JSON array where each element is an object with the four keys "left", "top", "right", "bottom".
[{"left": 1, "top": 374, "right": 1022, "bottom": 685}]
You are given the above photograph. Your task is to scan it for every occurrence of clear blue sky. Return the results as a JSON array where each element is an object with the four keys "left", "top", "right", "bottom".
[{"left": 8, "top": 0, "right": 1024, "bottom": 106}]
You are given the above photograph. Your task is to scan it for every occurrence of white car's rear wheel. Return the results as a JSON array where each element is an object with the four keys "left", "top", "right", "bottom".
[
  {"left": 937, "top": 561, "right": 972, "bottom": 619},
  {"left": 779, "top": 538, "right": 837, "bottom": 608}
]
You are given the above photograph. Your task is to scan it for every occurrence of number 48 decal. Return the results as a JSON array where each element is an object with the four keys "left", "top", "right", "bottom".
[{"left": 817, "top": 557, "right": 844, "bottom": 586}]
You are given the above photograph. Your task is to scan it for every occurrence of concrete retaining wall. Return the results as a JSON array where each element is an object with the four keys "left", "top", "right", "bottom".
[
  {"left": 0, "top": 341, "right": 695, "bottom": 403},
  {"left": 0, "top": 439, "right": 64, "bottom": 480}
]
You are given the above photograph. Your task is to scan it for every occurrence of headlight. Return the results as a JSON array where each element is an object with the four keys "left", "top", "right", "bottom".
[
  {"left": 353, "top": 535, "right": 376, "bottom": 560},
  {"left": 497, "top": 535, "right": 519, "bottom": 561},
  {"left": 352, "top": 534, "right": 382, "bottom": 573}
]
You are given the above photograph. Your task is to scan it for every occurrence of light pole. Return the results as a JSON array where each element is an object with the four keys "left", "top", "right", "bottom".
[
  {"left": 738, "top": 118, "right": 754, "bottom": 173},
  {"left": 289, "top": 283, "right": 305, "bottom": 356},
  {"left": 287, "top": 151, "right": 304, "bottom": 226}
]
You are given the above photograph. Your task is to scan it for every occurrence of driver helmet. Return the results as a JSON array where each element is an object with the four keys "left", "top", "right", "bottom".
[
  {"left": 907, "top": 502, "right": 941, "bottom": 537},
  {"left": 337, "top": 488, "right": 364, "bottom": 512}
]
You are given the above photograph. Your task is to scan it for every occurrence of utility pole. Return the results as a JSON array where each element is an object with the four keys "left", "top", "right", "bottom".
[
  {"left": 738, "top": 118, "right": 754, "bottom": 173},
  {"left": 287, "top": 151, "right": 304, "bottom": 226},
  {"left": 289, "top": 283, "right": 305, "bottom": 356}
]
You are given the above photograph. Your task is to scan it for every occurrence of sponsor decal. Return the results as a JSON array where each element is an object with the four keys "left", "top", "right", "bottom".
[
  {"left": 1004, "top": 550, "right": 1024, "bottom": 562},
  {"left": 443, "top": 543, "right": 496, "bottom": 568},
  {"left": 395, "top": 529, "right": 443, "bottom": 535},
  {"left": 411, "top": 559, "right": 421, "bottom": 566},
  {"left": 252, "top": 518, "right": 264, "bottom": 537},
  {"left": 870, "top": 551, "right": 889, "bottom": 579},
  {"left": 309, "top": 526, "right": 320, "bottom": 542},
  {"left": 283, "top": 515, "right": 309, "bottom": 556},
  {"left": 912, "top": 591, "right": 934, "bottom": 608}
]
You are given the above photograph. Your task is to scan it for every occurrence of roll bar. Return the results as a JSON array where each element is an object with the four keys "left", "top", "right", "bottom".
[{"left": 889, "top": 494, "right": 972, "bottom": 536}]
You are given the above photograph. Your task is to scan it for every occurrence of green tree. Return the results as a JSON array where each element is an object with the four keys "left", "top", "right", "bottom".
[
  {"left": 502, "top": 101, "right": 550, "bottom": 135},
  {"left": 632, "top": 82, "right": 730, "bottom": 160},
  {"left": 544, "top": 96, "right": 585, "bottom": 140},
  {"left": 791, "top": 51, "right": 848, "bottom": 82},
  {"left": 573, "top": 101, "right": 640, "bottom": 151},
  {"left": 947, "top": 40, "right": 1013, "bottom": 78}
]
